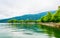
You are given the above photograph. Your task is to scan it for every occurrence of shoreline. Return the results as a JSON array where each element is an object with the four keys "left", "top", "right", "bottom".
[
  {"left": 39, "top": 23, "right": 60, "bottom": 28},
  {"left": 0, "top": 22, "right": 60, "bottom": 28}
]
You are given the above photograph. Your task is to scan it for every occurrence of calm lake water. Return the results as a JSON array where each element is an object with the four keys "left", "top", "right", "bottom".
[{"left": 0, "top": 23, "right": 60, "bottom": 38}]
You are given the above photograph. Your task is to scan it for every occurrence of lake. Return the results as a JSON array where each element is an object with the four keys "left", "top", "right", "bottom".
[{"left": 0, "top": 23, "right": 60, "bottom": 38}]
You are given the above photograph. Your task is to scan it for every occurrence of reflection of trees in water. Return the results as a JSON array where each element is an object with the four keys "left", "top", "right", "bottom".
[
  {"left": 39, "top": 25, "right": 60, "bottom": 38},
  {"left": 10, "top": 24, "right": 60, "bottom": 38}
]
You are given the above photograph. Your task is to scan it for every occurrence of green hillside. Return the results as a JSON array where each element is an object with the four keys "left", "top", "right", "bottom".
[
  {"left": 8, "top": 6, "right": 60, "bottom": 23},
  {"left": 38, "top": 6, "right": 60, "bottom": 22}
]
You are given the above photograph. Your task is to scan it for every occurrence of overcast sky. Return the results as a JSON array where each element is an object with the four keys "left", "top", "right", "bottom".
[{"left": 0, "top": 0, "right": 60, "bottom": 19}]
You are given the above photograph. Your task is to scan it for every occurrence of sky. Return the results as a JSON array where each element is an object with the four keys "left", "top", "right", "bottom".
[{"left": 0, "top": 0, "right": 60, "bottom": 19}]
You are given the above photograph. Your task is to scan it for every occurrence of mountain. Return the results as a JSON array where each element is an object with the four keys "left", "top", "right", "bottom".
[{"left": 0, "top": 11, "right": 55, "bottom": 23}]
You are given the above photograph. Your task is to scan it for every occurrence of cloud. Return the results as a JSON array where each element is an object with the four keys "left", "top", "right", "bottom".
[{"left": 0, "top": 0, "right": 60, "bottom": 19}]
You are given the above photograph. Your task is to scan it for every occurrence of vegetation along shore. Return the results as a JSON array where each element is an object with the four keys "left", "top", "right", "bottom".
[{"left": 8, "top": 6, "right": 60, "bottom": 28}]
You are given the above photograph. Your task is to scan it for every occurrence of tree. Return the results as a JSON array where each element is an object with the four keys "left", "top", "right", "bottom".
[
  {"left": 51, "top": 6, "right": 60, "bottom": 22},
  {"left": 13, "top": 19, "right": 18, "bottom": 23},
  {"left": 43, "top": 12, "right": 52, "bottom": 22},
  {"left": 8, "top": 19, "right": 18, "bottom": 23},
  {"left": 38, "top": 12, "right": 52, "bottom": 22}
]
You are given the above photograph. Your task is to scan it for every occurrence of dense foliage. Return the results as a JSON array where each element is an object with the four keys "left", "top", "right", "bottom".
[
  {"left": 39, "top": 6, "right": 60, "bottom": 22},
  {"left": 38, "top": 12, "right": 52, "bottom": 22}
]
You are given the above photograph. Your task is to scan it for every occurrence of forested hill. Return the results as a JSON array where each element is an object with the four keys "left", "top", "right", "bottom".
[
  {"left": 1, "top": 6, "right": 60, "bottom": 23},
  {"left": 0, "top": 11, "right": 55, "bottom": 23}
]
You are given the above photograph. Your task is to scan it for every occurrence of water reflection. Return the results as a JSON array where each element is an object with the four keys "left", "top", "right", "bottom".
[
  {"left": 39, "top": 25, "right": 60, "bottom": 38},
  {"left": 0, "top": 23, "right": 60, "bottom": 38}
]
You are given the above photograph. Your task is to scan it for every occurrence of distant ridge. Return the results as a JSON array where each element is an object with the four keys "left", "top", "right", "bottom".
[{"left": 0, "top": 11, "right": 55, "bottom": 23}]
